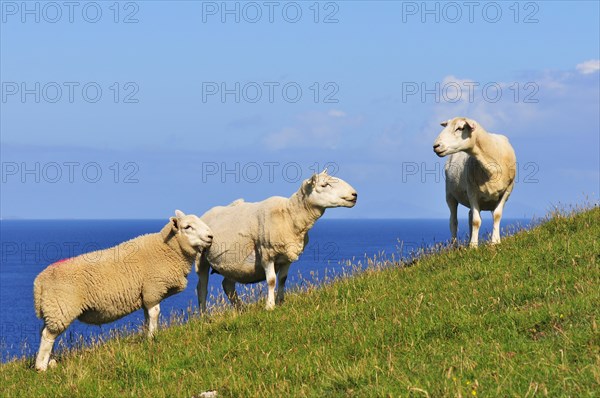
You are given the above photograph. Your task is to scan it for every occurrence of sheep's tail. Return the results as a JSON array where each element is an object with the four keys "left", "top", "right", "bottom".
[{"left": 33, "top": 276, "right": 43, "bottom": 319}]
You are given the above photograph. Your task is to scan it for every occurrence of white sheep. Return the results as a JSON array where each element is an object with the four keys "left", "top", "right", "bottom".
[
  {"left": 33, "top": 210, "right": 213, "bottom": 371},
  {"left": 196, "top": 170, "right": 357, "bottom": 311},
  {"left": 433, "top": 117, "right": 517, "bottom": 247}
]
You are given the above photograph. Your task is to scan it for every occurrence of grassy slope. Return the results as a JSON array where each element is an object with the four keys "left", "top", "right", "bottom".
[{"left": 1, "top": 208, "right": 599, "bottom": 397}]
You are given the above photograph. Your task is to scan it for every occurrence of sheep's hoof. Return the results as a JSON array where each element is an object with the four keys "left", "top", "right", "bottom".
[
  {"left": 48, "top": 359, "right": 57, "bottom": 369},
  {"left": 469, "top": 242, "right": 479, "bottom": 248},
  {"left": 265, "top": 303, "right": 275, "bottom": 311}
]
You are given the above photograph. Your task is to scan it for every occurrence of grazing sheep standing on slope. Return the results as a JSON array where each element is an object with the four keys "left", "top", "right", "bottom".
[
  {"left": 433, "top": 117, "right": 517, "bottom": 247},
  {"left": 196, "top": 170, "right": 357, "bottom": 312},
  {"left": 33, "top": 210, "right": 213, "bottom": 371}
]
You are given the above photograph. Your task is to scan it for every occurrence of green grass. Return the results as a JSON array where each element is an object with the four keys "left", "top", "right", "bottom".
[{"left": 1, "top": 207, "right": 599, "bottom": 397}]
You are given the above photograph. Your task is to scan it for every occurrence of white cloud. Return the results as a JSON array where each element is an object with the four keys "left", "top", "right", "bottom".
[
  {"left": 576, "top": 59, "right": 600, "bottom": 75},
  {"left": 328, "top": 109, "right": 347, "bottom": 118},
  {"left": 426, "top": 62, "right": 599, "bottom": 140},
  {"left": 263, "top": 109, "right": 362, "bottom": 151},
  {"left": 424, "top": 74, "right": 547, "bottom": 136}
]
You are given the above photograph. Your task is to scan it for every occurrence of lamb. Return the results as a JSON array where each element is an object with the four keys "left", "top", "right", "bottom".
[
  {"left": 433, "top": 117, "right": 517, "bottom": 247},
  {"left": 33, "top": 210, "right": 213, "bottom": 371},
  {"left": 196, "top": 170, "right": 357, "bottom": 312}
]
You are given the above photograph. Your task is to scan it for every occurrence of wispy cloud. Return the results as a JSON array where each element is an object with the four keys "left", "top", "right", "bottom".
[
  {"left": 425, "top": 60, "right": 599, "bottom": 136},
  {"left": 328, "top": 109, "right": 347, "bottom": 118},
  {"left": 263, "top": 109, "right": 363, "bottom": 151},
  {"left": 576, "top": 59, "right": 600, "bottom": 75}
]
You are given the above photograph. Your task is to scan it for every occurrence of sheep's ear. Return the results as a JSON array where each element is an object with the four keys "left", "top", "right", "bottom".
[
  {"left": 170, "top": 217, "right": 179, "bottom": 231},
  {"left": 175, "top": 209, "right": 185, "bottom": 218},
  {"left": 440, "top": 120, "right": 448, "bottom": 127},
  {"left": 321, "top": 167, "right": 328, "bottom": 175},
  {"left": 465, "top": 119, "right": 477, "bottom": 131},
  {"left": 457, "top": 118, "right": 476, "bottom": 132},
  {"left": 302, "top": 174, "right": 317, "bottom": 194}
]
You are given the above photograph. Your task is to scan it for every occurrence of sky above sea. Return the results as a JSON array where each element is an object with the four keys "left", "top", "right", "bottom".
[{"left": 1, "top": 1, "right": 598, "bottom": 220}]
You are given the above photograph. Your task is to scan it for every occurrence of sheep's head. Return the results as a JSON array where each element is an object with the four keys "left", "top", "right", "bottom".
[
  {"left": 302, "top": 170, "right": 357, "bottom": 209},
  {"left": 170, "top": 210, "right": 213, "bottom": 252},
  {"left": 433, "top": 117, "right": 478, "bottom": 157}
]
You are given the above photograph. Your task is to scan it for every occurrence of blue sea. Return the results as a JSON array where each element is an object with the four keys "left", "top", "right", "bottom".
[{"left": 0, "top": 218, "right": 531, "bottom": 362}]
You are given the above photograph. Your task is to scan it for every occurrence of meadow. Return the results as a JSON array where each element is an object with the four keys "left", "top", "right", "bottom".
[{"left": 1, "top": 206, "right": 598, "bottom": 397}]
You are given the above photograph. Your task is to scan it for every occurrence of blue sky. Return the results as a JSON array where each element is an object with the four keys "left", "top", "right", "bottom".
[{"left": 1, "top": 1, "right": 599, "bottom": 219}]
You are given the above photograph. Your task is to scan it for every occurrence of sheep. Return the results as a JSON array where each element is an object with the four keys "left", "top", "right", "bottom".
[
  {"left": 196, "top": 170, "right": 357, "bottom": 312},
  {"left": 433, "top": 117, "right": 517, "bottom": 247},
  {"left": 33, "top": 210, "right": 213, "bottom": 371}
]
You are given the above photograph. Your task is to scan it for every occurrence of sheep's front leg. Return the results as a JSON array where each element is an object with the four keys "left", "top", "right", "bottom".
[
  {"left": 467, "top": 189, "right": 482, "bottom": 247},
  {"left": 196, "top": 253, "right": 210, "bottom": 314},
  {"left": 469, "top": 205, "right": 481, "bottom": 247},
  {"left": 275, "top": 262, "right": 291, "bottom": 305},
  {"left": 446, "top": 195, "right": 459, "bottom": 244},
  {"left": 468, "top": 209, "right": 473, "bottom": 239},
  {"left": 264, "top": 261, "right": 277, "bottom": 310},
  {"left": 144, "top": 303, "right": 160, "bottom": 338},
  {"left": 35, "top": 327, "right": 58, "bottom": 371}
]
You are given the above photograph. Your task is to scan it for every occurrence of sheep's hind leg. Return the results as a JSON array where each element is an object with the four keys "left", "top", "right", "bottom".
[
  {"left": 264, "top": 261, "right": 276, "bottom": 311},
  {"left": 143, "top": 303, "right": 160, "bottom": 338},
  {"left": 275, "top": 262, "right": 291, "bottom": 305},
  {"left": 35, "top": 327, "right": 59, "bottom": 371},
  {"left": 491, "top": 189, "right": 511, "bottom": 244},
  {"left": 222, "top": 278, "right": 243, "bottom": 310}
]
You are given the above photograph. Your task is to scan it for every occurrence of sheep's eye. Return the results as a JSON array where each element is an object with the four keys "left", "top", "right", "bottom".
[
  {"left": 456, "top": 126, "right": 463, "bottom": 131},
  {"left": 184, "top": 225, "right": 192, "bottom": 230}
]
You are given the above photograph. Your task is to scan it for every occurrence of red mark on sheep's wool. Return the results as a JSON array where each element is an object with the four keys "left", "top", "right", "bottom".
[{"left": 50, "top": 258, "right": 70, "bottom": 266}]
